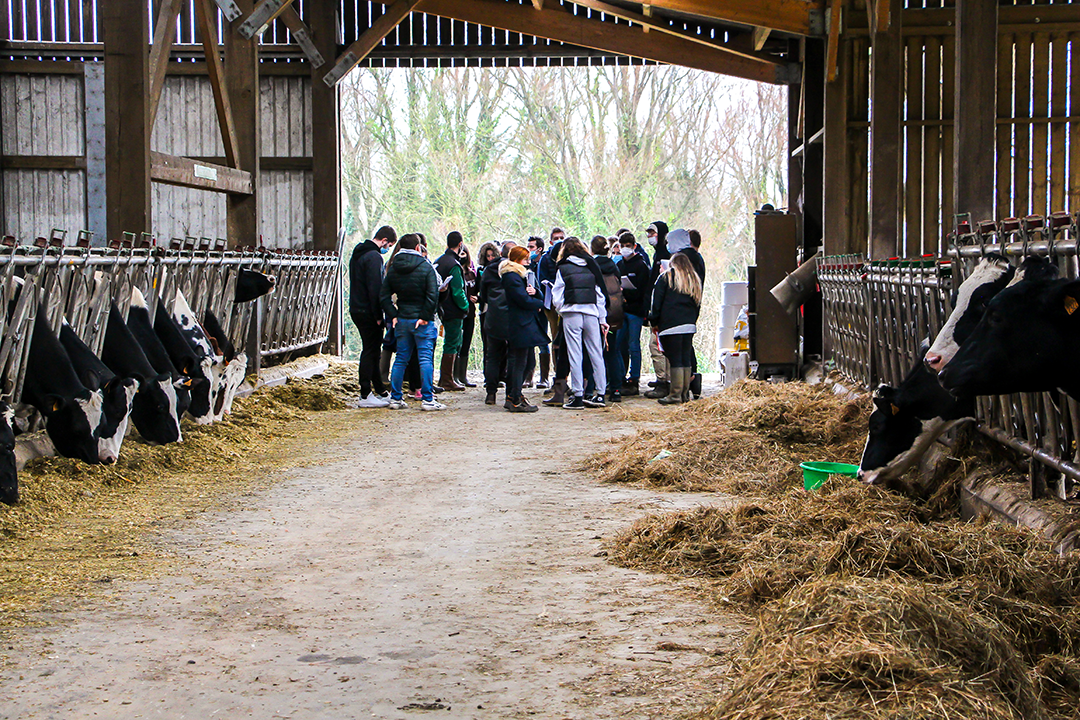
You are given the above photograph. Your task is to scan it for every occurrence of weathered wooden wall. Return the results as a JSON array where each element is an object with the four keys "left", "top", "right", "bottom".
[{"left": 1, "top": 67, "right": 313, "bottom": 249}]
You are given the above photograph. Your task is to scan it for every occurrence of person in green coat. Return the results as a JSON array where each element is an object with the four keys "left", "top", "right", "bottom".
[{"left": 434, "top": 231, "right": 470, "bottom": 391}]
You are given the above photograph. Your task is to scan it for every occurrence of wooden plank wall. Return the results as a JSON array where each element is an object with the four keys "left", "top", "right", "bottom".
[{"left": 258, "top": 75, "right": 312, "bottom": 248}]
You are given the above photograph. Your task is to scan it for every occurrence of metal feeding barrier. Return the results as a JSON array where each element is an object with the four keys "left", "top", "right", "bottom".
[
  {"left": 0, "top": 229, "right": 341, "bottom": 407},
  {"left": 820, "top": 211, "right": 1080, "bottom": 501}
]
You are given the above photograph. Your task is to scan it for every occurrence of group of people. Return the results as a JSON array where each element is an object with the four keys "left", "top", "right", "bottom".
[{"left": 348, "top": 220, "right": 706, "bottom": 413}]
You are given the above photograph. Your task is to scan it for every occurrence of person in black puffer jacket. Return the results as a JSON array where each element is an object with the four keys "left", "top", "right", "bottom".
[
  {"left": 669, "top": 227, "right": 707, "bottom": 399},
  {"left": 500, "top": 246, "right": 548, "bottom": 412},
  {"left": 644, "top": 220, "right": 671, "bottom": 398},
  {"left": 591, "top": 235, "right": 624, "bottom": 402},
  {"left": 349, "top": 225, "right": 395, "bottom": 407},
  {"left": 647, "top": 253, "right": 702, "bottom": 406},
  {"left": 616, "top": 231, "right": 651, "bottom": 395},
  {"left": 553, "top": 237, "right": 609, "bottom": 409},
  {"left": 479, "top": 241, "right": 513, "bottom": 405}
]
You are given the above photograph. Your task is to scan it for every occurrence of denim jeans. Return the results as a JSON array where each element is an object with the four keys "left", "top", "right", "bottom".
[
  {"left": 391, "top": 319, "right": 438, "bottom": 402},
  {"left": 616, "top": 313, "right": 645, "bottom": 382}
]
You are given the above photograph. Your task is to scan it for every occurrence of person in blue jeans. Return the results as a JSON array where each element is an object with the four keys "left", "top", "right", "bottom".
[
  {"left": 615, "top": 232, "right": 651, "bottom": 395},
  {"left": 378, "top": 233, "right": 446, "bottom": 411}
]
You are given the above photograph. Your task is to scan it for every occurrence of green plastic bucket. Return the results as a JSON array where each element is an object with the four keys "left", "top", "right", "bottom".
[{"left": 799, "top": 461, "right": 860, "bottom": 490}]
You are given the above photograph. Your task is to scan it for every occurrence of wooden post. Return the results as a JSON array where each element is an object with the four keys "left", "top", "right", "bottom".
[
  {"left": 868, "top": 0, "right": 902, "bottom": 259},
  {"left": 311, "top": 0, "right": 343, "bottom": 355},
  {"left": 954, "top": 0, "right": 998, "bottom": 223},
  {"left": 225, "top": 0, "right": 260, "bottom": 249},
  {"left": 823, "top": 38, "right": 850, "bottom": 255},
  {"left": 103, "top": 0, "right": 151, "bottom": 241}
]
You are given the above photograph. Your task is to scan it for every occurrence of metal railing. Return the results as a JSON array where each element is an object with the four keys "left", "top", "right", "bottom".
[
  {"left": 820, "top": 211, "right": 1080, "bottom": 499},
  {"left": 0, "top": 230, "right": 341, "bottom": 405}
]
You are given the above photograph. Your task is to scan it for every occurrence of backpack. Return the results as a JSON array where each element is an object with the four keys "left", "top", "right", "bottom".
[{"left": 603, "top": 272, "right": 624, "bottom": 331}]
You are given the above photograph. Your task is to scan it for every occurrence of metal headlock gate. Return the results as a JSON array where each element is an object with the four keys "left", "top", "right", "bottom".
[
  {"left": 0, "top": 230, "right": 341, "bottom": 407},
  {"left": 820, "top": 212, "right": 1080, "bottom": 501}
]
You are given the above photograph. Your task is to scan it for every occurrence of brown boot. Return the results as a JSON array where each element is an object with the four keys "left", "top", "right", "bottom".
[
  {"left": 439, "top": 354, "right": 465, "bottom": 391},
  {"left": 542, "top": 378, "right": 567, "bottom": 406},
  {"left": 658, "top": 368, "right": 688, "bottom": 405}
]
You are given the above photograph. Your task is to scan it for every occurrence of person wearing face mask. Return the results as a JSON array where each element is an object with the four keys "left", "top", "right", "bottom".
[
  {"left": 523, "top": 236, "right": 549, "bottom": 389},
  {"left": 435, "top": 231, "right": 470, "bottom": 391},
  {"left": 615, "top": 232, "right": 650, "bottom": 395},
  {"left": 349, "top": 225, "right": 396, "bottom": 407},
  {"left": 644, "top": 220, "right": 672, "bottom": 399}
]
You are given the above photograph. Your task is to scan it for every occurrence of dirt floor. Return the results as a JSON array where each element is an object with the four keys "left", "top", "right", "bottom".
[{"left": 0, "top": 375, "right": 748, "bottom": 719}]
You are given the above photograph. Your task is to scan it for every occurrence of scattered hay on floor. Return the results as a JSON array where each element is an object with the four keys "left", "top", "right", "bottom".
[
  {"left": 698, "top": 577, "right": 1046, "bottom": 720},
  {"left": 583, "top": 380, "right": 870, "bottom": 495},
  {"left": 1034, "top": 654, "right": 1080, "bottom": 718}
]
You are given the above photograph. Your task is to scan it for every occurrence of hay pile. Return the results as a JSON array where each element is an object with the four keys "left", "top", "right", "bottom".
[{"left": 585, "top": 380, "right": 869, "bottom": 494}]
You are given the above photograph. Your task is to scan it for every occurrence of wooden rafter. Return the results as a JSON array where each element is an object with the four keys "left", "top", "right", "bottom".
[
  {"left": 238, "top": 0, "right": 295, "bottom": 39},
  {"left": 531, "top": 0, "right": 544, "bottom": 9},
  {"left": 826, "top": 0, "right": 843, "bottom": 83},
  {"left": 639, "top": 0, "right": 825, "bottom": 37},
  {"left": 149, "top": 0, "right": 185, "bottom": 131},
  {"left": 752, "top": 26, "right": 771, "bottom": 51},
  {"left": 642, "top": 3, "right": 651, "bottom": 33},
  {"left": 419, "top": 0, "right": 799, "bottom": 84},
  {"left": 322, "top": 0, "right": 423, "bottom": 87},
  {"left": 872, "top": 0, "right": 891, "bottom": 34},
  {"left": 151, "top": 152, "right": 253, "bottom": 194},
  {"left": 279, "top": 5, "right": 326, "bottom": 68},
  {"left": 570, "top": 0, "right": 779, "bottom": 64},
  {"left": 194, "top": 0, "right": 241, "bottom": 168}
]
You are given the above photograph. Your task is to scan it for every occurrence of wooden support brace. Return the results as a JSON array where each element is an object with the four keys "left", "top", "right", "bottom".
[
  {"left": 280, "top": 6, "right": 326, "bottom": 68},
  {"left": 151, "top": 152, "right": 254, "bottom": 194},
  {"left": 531, "top": 0, "right": 544, "bottom": 9},
  {"left": 149, "top": 0, "right": 185, "bottom": 131},
  {"left": 323, "top": 0, "right": 423, "bottom": 87},
  {"left": 238, "top": 0, "right": 295, "bottom": 39},
  {"left": 873, "top": 0, "right": 890, "bottom": 34},
  {"left": 753, "top": 26, "right": 771, "bottom": 51},
  {"left": 642, "top": 4, "right": 651, "bottom": 33},
  {"left": 195, "top": 0, "right": 241, "bottom": 168},
  {"left": 826, "top": 0, "right": 843, "bottom": 83},
  {"left": 212, "top": 0, "right": 243, "bottom": 22}
]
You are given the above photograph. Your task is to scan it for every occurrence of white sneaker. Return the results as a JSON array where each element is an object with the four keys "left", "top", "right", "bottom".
[
  {"left": 421, "top": 399, "right": 447, "bottom": 411},
  {"left": 387, "top": 399, "right": 408, "bottom": 410},
  {"left": 355, "top": 393, "right": 390, "bottom": 408}
]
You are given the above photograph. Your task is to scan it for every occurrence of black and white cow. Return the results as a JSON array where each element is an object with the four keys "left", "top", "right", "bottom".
[
  {"left": 235, "top": 268, "right": 275, "bottom": 303},
  {"left": 202, "top": 308, "right": 248, "bottom": 419},
  {"left": 859, "top": 348, "right": 975, "bottom": 485},
  {"left": 154, "top": 295, "right": 216, "bottom": 424},
  {"left": 0, "top": 403, "right": 17, "bottom": 505},
  {"left": 127, "top": 288, "right": 198, "bottom": 422},
  {"left": 925, "top": 255, "right": 1059, "bottom": 371},
  {"left": 58, "top": 321, "right": 138, "bottom": 464},
  {"left": 101, "top": 303, "right": 184, "bottom": 445},
  {"left": 939, "top": 274, "right": 1080, "bottom": 399},
  {"left": 21, "top": 306, "right": 106, "bottom": 464}
]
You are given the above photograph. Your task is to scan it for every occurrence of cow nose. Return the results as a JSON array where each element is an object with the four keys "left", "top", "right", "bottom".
[{"left": 924, "top": 353, "right": 944, "bottom": 371}]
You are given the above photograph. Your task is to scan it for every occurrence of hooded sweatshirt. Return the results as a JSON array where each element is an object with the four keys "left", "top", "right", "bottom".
[
  {"left": 646, "top": 220, "right": 671, "bottom": 318},
  {"left": 349, "top": 239, "right": 385, "bottom": 318},
  {"left": 379, "top": 249, "right": 439, "bottom": 321}
]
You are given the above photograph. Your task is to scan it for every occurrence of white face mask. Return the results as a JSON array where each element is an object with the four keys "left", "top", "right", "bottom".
[
  {"left": 647, "top": 235, "right": 658, "bottom": 247},
  {"left": 620, "top": 247, "right": 634, "bottom": 259}
]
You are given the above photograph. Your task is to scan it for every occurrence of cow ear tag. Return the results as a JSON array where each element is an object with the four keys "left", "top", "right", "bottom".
[
  {"left": 51, "top": 400, "right": 62, "bottom": 413},
  {"left": 891, "top": 404, "right": 900, "bottom": 416},
  {"left": 1065, "top": 295, "right": 1079, "bottom": 316}
]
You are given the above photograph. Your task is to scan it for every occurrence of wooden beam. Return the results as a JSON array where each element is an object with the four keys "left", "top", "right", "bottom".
[
  {"left": 151, "top": 152, "right": 253, "bottom": 194},
  {"left": 847, "top": 4, "right": 1080, "bottom": 35},
  {"left": 641, "top": 0, "right": 824, "bottom": 37},
  {"left": 570, "top": 0, "right": 782, "bottom": 64},
  {"left": 825, "top": 0, "right": 842, "bottom": 83},
  {"left": 873, "top": 0, "right": 891, "bottom": 34},
  {"left": 149, "top": 0, "right": 185, "bottom": 130},
  {"left": 311, "top": 0, "right": 340, "bottom": 252},
  {"left": 642, "top": 3, "right": 651, "bottom": 33},
  {"left": 531, "top": 0, "right": 544, "bottom": 9},
  {"left": 323, "top": 0, "right": 423, "bottom": 87},
  {"left": 753, "top": 27, "right": 771, "bottom": 51},
  {"left": 418, "top": 0, "right": 800, "bottom": 84},
  {"left": 823, "top": 37, "right": 851, "bottom": 253},
  {"left": 237, "top": 0, "right": 294, "bottom": 39},
  {"left": 868, "top": 0, "right": 901, "bottom": 259},
  {"left": 225, "top": 0, "right": 260, "bottom": 248},
  {"left": 104, "top": 0, "right": 151, "bottom": 239},
  {"left": 279, "top": 5, "right": 326, "bottom": 68},
  {"left": 0, "top": 155, "right": 87, "bottom": 170},
  {"left": 195, "top": 0, "right": 241, "bottom": 168},
  {"left": 953, "top": 0, "right": 997, "bottom": 223}
]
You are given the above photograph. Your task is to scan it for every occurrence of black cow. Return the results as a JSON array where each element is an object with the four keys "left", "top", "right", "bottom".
[
  {"left": 126, "top": 288, "right": 197, "bottom": 421},
  {"left": 859, "top": 348, "right": 975, "bottom": 485},
  {"left": 154, "top": 300, "right": 214, "bottom": 424},
  {"left": 59, "top": 321, "right": 138, "bottom": 464},
  {"left": 235, "top": 269, "right": 275, "bottom": 303},
  {"left": 101, "top": 303, "right": 184, "bottom": 445},
  {"left": 0, "top": 403, "right": 17, "bottom": 505},
  {"left": 202, "top": 308, "right": 248, "bottom": 418},
  {"left": 21, "top": 307, "right": 106, "bottom": 464},
  {"left": 940, "top": 275, "right": 1080, "bottom": 399}
]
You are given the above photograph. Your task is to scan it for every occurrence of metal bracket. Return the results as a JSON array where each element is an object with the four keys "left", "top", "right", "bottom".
[
  {"left": 322, "top": 51, "right": 357, "bottom": 87},
  {"left": 212, "top": 0, "right": 243, "bottom": 23},
  {"left": 238, "top": 0, "right": 292, "bottom": 38}
]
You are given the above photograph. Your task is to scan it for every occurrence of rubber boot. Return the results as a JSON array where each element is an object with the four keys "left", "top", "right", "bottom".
[
  {"left": 439, "top": 354, "right": 465, "bottom": 391},
  {"left": 539, "top": 353, "right": 551, "bottom": 386},
  {"left": 658, "top": 368, "right": 687, "bottom": 405},
  {"left": 379, "top": 348, "right": 393, "bottom": 389},
  {"left": 542, "top": 378, "right": 567, "bottom": 406},
  {"left": 454, "top": 353, "right": 476, "bottom": 387},
  {"left": 644, "top": 380, "right": 670, "bottom": 399},
  {"left": 689, "top": 372, "right": 702, "bottom": 400}
]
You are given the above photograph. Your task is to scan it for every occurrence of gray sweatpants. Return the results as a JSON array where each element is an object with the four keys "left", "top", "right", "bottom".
[{"left": 562, "top": 311, "right": 606, "bottom": 398}]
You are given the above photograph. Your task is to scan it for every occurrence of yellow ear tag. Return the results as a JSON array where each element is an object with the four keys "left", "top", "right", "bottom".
[
  {"left": 891, "top": 404, "right": 901, "bottom": 416},
  {"left": 1065, "top": 296, "right": 1079, "bottom": 315},
  {"left": 52, "top": 400, "right": 62, "bottom": 413}
]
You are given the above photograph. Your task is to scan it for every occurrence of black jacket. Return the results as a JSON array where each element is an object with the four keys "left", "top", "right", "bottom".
[
  {"left": 678, "top": 246, "right": 707, "bottom": 283},
  {"left": 648, "top": 273, "right": 700, "bottom": 333},
  {"left": 501, "top": 266, "right": 549, "bottom": 349},
  {"left": 434, "top": 250, "right": 468, "bottom": 321},
  {"left": 619, "top": 252, "right": 651, "bottom": 317},
  {"left": 349, "top": 240, "right": 384, "bottom": 318},
  {"left": 480, "top": 261, "right": 510, "bottom": 341},
  {"left": 379, "top": 250, "right": 439, "bottom": 321},
  {"left": 595, "top": 255, "right": 624, "bottom": 330},
  {"left": 646, "top": 220, "right": 670, "bottom": 320}
]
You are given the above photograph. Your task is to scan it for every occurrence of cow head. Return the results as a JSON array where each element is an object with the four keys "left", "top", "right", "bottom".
[
  {"left": 234, "top": 269, "right": 276, "bottom": 303},
  {"left": 130, "top": 373, "right": 183, "bottom": 445},
  {"left": 0, "top": 403, "right": 17, "bottom": 505},
  {"left": 940, "top": 277, "right": 1080, "bottom": 399},
  {"left": 95, "top": 376, "right": 138, "bottom": 464},
  {"left": 859, "top": 385, "right": 924, "bottom": 484},
  {"left": 41, "top": 389, "right": 105, "bottom": 465},
  {"left": 925, "top": 255, "right": 1013, "bottom": 372}
]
